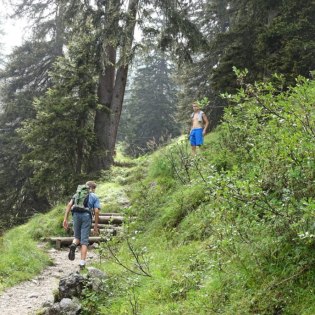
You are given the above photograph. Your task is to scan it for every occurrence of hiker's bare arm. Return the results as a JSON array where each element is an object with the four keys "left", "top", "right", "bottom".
[
  {"left": 202, "top": 113, "right": 209, "bottom": 135},
  {"left": 63, "top": 200, "right": 73, "bottom": 230},
  {"left": 93, "top": 208, "right": 100, "bottom": 235}
]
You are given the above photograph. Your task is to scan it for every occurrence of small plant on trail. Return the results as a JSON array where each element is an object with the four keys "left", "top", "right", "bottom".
[
  {"left": 81, "top": 288, "right": 102, "bottom": 315},
  {"left": 128, "top": 286, "right": 141, "bottom": 315}
]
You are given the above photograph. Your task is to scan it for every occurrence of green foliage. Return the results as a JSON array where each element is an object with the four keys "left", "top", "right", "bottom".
[
  {"left": 148, "top": 139, "right": 195, "bottom": 185},
  {"left": 0, "top": 40, "right": 59, "bottom": 228},
  {"left": 3, "top": 73, "right": 315, "bottom": 314},
  {"left": 81, "top": 287, "right": 104, "bottom": 315},
  {"left": 5, "top": 6, "right": 315, "bottom": 314},
  {"left": 2, "top": 0, "right": 314, "bottom": 234},
  {"left": 0, "top": 204, "right": 69, "bottom": 292},
  {"left": 27, "top": 205, "right": 66, "bottom": 239},
  {"left": 18, "top": 34, "right": 97, "bottom": 200},
  {"left": 159, "top": 184, "right": 206, "bottom": 231},
  {"left": 148, "top": 150, "right": 175, "bottom": 180},
  {"left": 85, "top": 74, "right": 315, "bottom": 314},
  {"left": 195, "top": 96, "right": 209, "bottom": 109},
  {"left": 0, "top": 0, "right": 68, "bottom": 229},
  {"left": 0, "top": 237, "right": 50, "bottom": 291},
  {"left": 119, "top": 53, "right": 180, "bottom": 156},
  {"left": 2, "top": 2, "right": 315, "bottom": 304},
  {"left": 176, "top": 0, "right": 315, "bottom": 131}
]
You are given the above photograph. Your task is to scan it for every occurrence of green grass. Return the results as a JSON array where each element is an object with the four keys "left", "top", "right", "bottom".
[
  {"left": 0, "top": 205, "right": 72, "bottom": 291},
  {"left": 3, "top": 77, "right": 315, "bottom": 315},
  {"left": 3, "top": 130, "right": 315, "bottom": 314}
]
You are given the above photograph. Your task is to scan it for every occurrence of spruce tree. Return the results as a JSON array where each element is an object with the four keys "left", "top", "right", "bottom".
[
  {"left": 0, "top": 0, "right": 66, "bottom": 228},
  {"left": 120, "top": 53, "right": 180, "bottom": 156},
  {"left": 19, "top": 26, "right": 98, "bottom": 198}
]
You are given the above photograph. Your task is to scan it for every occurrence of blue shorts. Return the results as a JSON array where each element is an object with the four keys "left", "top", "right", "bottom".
[
  {"left": 190, "top": 128, "right": 203, "bottom": 146},
  {"left": 72, "top": 212, "right": 91, "bottom": 246}
]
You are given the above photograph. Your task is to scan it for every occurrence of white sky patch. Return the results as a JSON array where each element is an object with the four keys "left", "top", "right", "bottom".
[
  {"left": 0, "top": 0, "right": 141, "bottom": 54},
  {"left": 0, "top": 3, "right": 28, "bottom": 54}
]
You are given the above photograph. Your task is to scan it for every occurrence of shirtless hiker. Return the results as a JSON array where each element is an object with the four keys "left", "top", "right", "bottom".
[{"left": 189, "top": 102, "right": 209, "bottom": 155}]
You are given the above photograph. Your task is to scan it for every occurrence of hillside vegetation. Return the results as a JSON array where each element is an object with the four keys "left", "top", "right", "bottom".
[{"left": 1, "top": 74, "right": 315, "bottom": 314}]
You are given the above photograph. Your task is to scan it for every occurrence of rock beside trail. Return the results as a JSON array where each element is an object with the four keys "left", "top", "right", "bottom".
[
  {"left": 43, "top": 298, "right": 81, "bottom": 315},
  {"left": 59, "top": 272, "right": 86, "bottom": 299},
  {"left": 41, "top": 267, "right": 107, "bottom": 315}
]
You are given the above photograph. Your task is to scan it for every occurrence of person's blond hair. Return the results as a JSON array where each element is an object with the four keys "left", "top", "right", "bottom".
[{"left": 86, "top": 181, "right": 97, "bottom": 189}]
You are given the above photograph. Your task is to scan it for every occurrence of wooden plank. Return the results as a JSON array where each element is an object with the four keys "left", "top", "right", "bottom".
[
  {"left": 91, "top": 224, "right": 122, "bottom": 229},
  {"left": 94, "top": 216, "right": 124, "bottom": 224},
  {"left": 48, "top": 236, "right": 105, "bottom": 248},
  {"left": 56, "top": 239, "right": 61, "bottom": 250},
  {"left": 99, "top": 212, "right": 124, "bottom": 216},
  {"left": 90, "top": 227, "right": 122, "bottom": 235},
  {"left": 49, "top": 236, "right": 103, "bottom": 242},
  {"left": 90, "top": 226, "right": 123, "bottom": 232}
]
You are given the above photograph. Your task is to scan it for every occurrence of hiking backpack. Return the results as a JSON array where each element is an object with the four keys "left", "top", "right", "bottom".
[{"left": 72, "top": 184, "right": 90, "bottom": 212}]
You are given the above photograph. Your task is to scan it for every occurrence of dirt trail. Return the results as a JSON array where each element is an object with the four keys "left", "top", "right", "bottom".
[{"left": 0, "top": 245, "right": 98, "bottom": 315}]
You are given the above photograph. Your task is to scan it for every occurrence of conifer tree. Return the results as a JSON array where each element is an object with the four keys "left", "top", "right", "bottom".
[
  {"left": 119, "top": 53, "right": 180, "bottom": 156},
  {"left": 19, "top": 31, "right": 97, "bottom": 197},
  {"left": 176, "top": 0, "right": 315, "bottom": 128},
  {"left": 0, "top": 0, "right": 66, "bottom": 228}
]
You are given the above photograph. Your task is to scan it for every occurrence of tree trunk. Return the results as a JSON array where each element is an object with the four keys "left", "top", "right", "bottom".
[
  {"left": 89, "top": 41, "right": 116, "bottom": 171},
  {"left": 89, "top": 0, "right": 139, "bottom": 173},
  {"left": 76, "top": 111, "right": 87, "bottom": 173},
  {"left": 110, "top": 65, "right": 129, "bottom": 151},
  {"left": 91, "top": 78, "right": 114, "bottom": 170},
  {"left": 109, "top": 0, "right": 139, "bottom": 152},
  {"left": 55, "top": 0, "right": 65, "bottom": 56}
]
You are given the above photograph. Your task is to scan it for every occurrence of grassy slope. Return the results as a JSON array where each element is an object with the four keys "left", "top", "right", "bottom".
[
  {"left": 1, "top": 132, "right": 314, "bottom": 314},
  {"left": 90, "top": 78, "right": 315, "bottom": 315},
  {"left": 0, "top": 207, "right": 63, "bottom": 290},
  {"left": 1, "top": 78, "right": 315, "bottom": 315}
]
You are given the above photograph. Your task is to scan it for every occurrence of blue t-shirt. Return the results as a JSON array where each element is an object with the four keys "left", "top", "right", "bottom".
[{"left": 88, "top": 192, "right": 101, "bottom": 209}]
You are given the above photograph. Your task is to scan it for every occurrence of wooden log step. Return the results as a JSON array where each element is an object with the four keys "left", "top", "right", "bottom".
[
  {"left": 94, "top": 215, "right": 124, "bottom": 224},
  {"left": 99, "top": 212, "right": 124, "bottom": 216},
  {"left": 69, "top": 220, "right": 120, "bottom": 231},
  {"left": 91, "top": 223, "right": 121, "bottom": 229},
  {"left": 48, "top": 236, "right": 105, "bottom": 249},
  {"left": 90, "top": 227, "right": 122, "bottom": 235}
]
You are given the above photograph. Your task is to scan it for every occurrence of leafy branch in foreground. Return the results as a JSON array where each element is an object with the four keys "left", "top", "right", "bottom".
[{"left": 105, "top": 236, "right": 152, "bottom": 277}]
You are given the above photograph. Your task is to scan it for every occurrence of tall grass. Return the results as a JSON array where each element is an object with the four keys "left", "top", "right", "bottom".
[{"left": 0, "top": 205, "right": 70, "bottom": 291}]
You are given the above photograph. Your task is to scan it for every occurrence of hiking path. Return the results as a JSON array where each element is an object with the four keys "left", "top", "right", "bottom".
[{"left": 0, "top": 244, "right": 97, "bottom": 315}]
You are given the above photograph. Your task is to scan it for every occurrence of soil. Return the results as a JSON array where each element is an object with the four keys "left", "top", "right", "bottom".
[{"left": 0, "top": 244, "right": 98, "bottom": 315}]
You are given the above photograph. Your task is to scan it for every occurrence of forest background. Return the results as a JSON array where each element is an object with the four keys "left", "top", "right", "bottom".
[{"left": 0, "top": 0, "right": 314, "bottom": 232}]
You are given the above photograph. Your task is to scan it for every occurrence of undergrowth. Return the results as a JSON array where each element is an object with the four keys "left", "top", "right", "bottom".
[
  {"left": 2, "top": 73, "right": 315, "bottom": 315},
  {"left": 88, "top": 74, "right": 315, "bottom": 315}
]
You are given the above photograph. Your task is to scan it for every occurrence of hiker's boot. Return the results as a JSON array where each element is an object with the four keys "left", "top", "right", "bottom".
[{"left": 68, "top": 243, "right": 77, "bottom": 261}]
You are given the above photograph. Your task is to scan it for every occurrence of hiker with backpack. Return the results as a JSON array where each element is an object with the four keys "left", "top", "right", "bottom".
[
  {"left": 189, "top": 102, "right": 209, "bottom": 155},
  {"left": 63, "top": 180, "right": 100, "bottom": 269}
]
